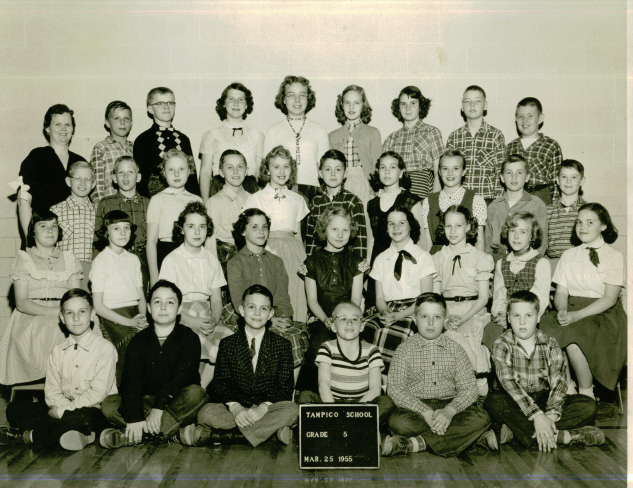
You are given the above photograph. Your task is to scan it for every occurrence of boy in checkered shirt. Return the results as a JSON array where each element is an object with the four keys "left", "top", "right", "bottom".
[
  {"left": 484, "top": 291, "right": 603, "bottom": 451},
  {"left": 506, "top": 97, "right": 563, "bottom": 205}
]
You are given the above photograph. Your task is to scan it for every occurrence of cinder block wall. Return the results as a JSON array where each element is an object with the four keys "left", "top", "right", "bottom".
[{"left": 0, "top": 0, "right": 626, "bottom": 332}]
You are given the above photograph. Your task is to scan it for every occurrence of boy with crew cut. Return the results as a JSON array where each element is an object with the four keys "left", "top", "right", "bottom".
[
  {"left": 484, "top": 290, "right": 602, "bottom": 451},
  {"left": 446, "top": 85, "right": 507, "bottom": 204},
  {"left": 545, "top": 159, "right": 586, "bottom": 273},
  {"left": 485, "top": 155, "right": 548, "bottom": 261},
  {"left": 177, "top": 284, "right": 298, "bottom": 447},
  {"left": 100, "top": 280, "right": 207, "bottom": 448},
  {"left": 90, "top": 101, "right": 134, "bottom": 204},
  {"left": 382, "top": 292, "right": 494, "bottom": 457},
  {"left": 133, "top": 87, "right": 200, "bottom": 198},
  {"left": 506, "top": 97, "right": 563, "bottom": 206},
  {"left": 305, "top": 149, "right": 368, "bottom": 259}
]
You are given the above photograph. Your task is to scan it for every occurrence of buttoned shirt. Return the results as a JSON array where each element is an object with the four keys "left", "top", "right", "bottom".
[
  {"left": 89, "top": 136, "right": 134, "bottom": 204},
  {"left": 199, "top": 123, "right": 264, "bottom": 176},
  {"left": 388, "top": 333, "right": 477, "bottom": 415},
  {"left": 50, "top": 195, "right": 97, "bottom": 262},
  {"left": 146, "top": 187, "right": 202, "bottom": 241},
  {"left": 507, "top": 134, "right": 562, "bottom": 200},
  {"left": 242, "top": 185, "right": 309, "bottom": 234},
  {"left": 383, "top": 120, "right": 444, "bottom": 173},
  {"left": 90, "top": 246, "right": 142, "bottom": 309},
  {"left": 45, "top": 331, "right": 118, "bottom": 417},
  {"left": 432, "top": 244, "right": 494, "bottom": 297},
  {"left": 546, "top": 197, "right": 585, "bottom": 259},
  {"left": 446, "top": 120, "right": 507, "bottom": 199},
  {"left": 492, "top": 328, "right": 567, "bottom": 420},
  {"left": 206, "top": 185, "right": 250, "bottom": 245},
  {"left": 421, "top": 186, "right": 488, "bottom": 228},
  {"left": 94, "top": 191, "right": 150, "bottom": 255}
]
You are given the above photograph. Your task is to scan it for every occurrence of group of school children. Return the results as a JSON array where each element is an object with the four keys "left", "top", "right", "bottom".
[{"left": 0, "top": 75, "right": 625, "bottom": 459}]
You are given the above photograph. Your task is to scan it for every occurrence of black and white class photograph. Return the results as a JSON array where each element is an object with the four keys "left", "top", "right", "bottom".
[{"left": 0, "top": 0, "right": 628, "bottom": 485}]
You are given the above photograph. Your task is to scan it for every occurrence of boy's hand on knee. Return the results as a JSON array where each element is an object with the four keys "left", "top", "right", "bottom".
[
  {"left": 532, "top": 413, "right": 557, "bottom": 452},
  {"left": 247, "top": 404, "right": 268, "bottom": 423},
  {"left": 48, "top": 406, "right": 62, "bottom": 419},
  {"left": 145, "top": 409, "right": 163, "bottom": 435},
  {"left": 126, "top": 421, "right": 145, "bottom": 444},
  {"left": 431, "top": 406, "right": 456, "bottom": 435},
  {"left": 421, "top": 410, "right": 435, "bottom": 428},
  {"left": 556, "top": 310, "right": 571, "bottom": 326},
  {"left": 232, "top": 405, "right": 254, "bottom": 428}
]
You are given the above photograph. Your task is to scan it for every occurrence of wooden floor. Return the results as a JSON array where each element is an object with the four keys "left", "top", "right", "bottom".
[{"left": 0, "top": 396, "right": 626, "bottom": 487}]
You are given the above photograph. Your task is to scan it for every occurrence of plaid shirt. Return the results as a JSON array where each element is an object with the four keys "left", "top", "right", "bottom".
[
  {"left": 388, "top": 333, "right": 477, "bottom": 415},
  {"left": 345, "top": 120, "right": 362, "bottom": 168},
  {"left": 50, "top": 196, "right": 97, "bottom": 262},
  {"left": 507, "top": 135, "right": 562, "bottom": 200},
  {"left": 383, "top": 120, "right": 444, "bottom": 173},
  {"left": 94, "top": 191, "right": 150, "bottom": 256},
  {"left": 446, "top": 120, "right": 507, "bottom": 199},
  {"left": 89, "top": 136, "right": 134, "bottom": 204},
  {"left": 305, "top": 186, "right": 368, "bottom": 259},
  {"left": 492, "top": 328, "right": 567, "bottom": 420},
  {"left": 546, "top": 197, "right": 585, "bottom": 259}
]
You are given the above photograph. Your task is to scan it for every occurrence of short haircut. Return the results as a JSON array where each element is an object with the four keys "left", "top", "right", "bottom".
[
  {"left": 572, "top": 202, "right": 618, "bottom": 245},
  {"left": 67, "top": 160, "right": 95, "bottom": 178},
  {"left": 61, "top": 288, "right": 93, "bottom": 310},
  {"left": 43, "top": 104, "right": 76, "bottom": 142},
  {"left": 216, "top": 82, "right": 254, "bottom": 121},
  {"left": 415, "top": 292, "right": 447, "bottom": 313},
  {"left": 149, "top": 279, "right": 183, "bottom": 307},
  {"left": 370, "top": 150, "right": 412, "bottom": 192},
  {"left": 464, "top": 85, "right": 486, "bottom": 99},
  {"left": 146, "top": 87, "right": 174, "bottom": 107},
  {"left": 507, "top": 290, "right": 540, "bottom": 315},
  {"left": 172, "top": 201, "right": 214, "bottom": 245},
  {"left": 502, "top": 154, "right": 530, "bottom": 175},
  {"left": 559, "top": 159, "right": 585, "bottom": 178},
  {"left": 104, "top": 101, "right": 132, "bottom": 133},
  {"left": 232, "top": 208, "right": 271, "bottom": 250},
  {"left": 335, "top": 85, "right": 373, "bottom": 125},
  {"left": 158, "top": 149, "right": 196, "bottom": 178},
  {"left": 258, "top": 145, "right": 297, "bottom": 187},
  {"left": 440, "top": 148, "right": 467, "bottom": 171},
  {"left": 94, "top": 210, "right": 136, "bottom": 251},
  {"left": 315, "top": 206, "right": 358, "bottom": 243},
  {"left": 516, "top": 97, "right": 543, "bottom": 115},
  {"left": 319, "top": 149, "right": 347, "bottom": 170},
  {"left": 219, "top": 149, "right": 247, "bottom": 172},
  {"left": 242, "top": 284, "right": 273, "bottom": 308},
  {"left": 435, "top": 205, "right": 478, "bottom": 246},
  {"left": 500, "top": 212, "right": 543, "bottom": 251},
  {"left": 27, "top": 209, "right": 62, "bottom": 248},
  {"left": 274, "top": 75, "right": 316, "bottom": 115},
  {"left": 113, "top": 155, "right": 140, "bottom": 172},
  {"left": 391, "top": 86, "right": 431, "bottom": 122},
  {"left": 332, "top": 301, "right": 362, "bottom": 317},
  {"left": 387, "top": 205, "right": 421, "bottom": 244}
]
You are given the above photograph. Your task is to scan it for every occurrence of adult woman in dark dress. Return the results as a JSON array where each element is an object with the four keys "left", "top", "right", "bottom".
[{"left": 17, "top": 104, "right": 86, "bottom": 236}]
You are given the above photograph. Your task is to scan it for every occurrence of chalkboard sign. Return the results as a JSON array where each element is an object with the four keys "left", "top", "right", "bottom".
[{"left": 299, "top": 403, "right": 380, "bottom": 470}]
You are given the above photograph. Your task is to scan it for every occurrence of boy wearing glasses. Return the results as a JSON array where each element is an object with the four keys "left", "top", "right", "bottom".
[
  {"left": 50, "top": 161, "right": 98, "bottom": 290},
  {"left": 298, "top": 301, "right": 396, "bottom": 430},
  {"left": 133, "top": 87, "right": 200, "bottom": 198}
]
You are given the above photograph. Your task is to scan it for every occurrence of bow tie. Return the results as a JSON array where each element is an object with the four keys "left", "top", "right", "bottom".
[
  {"left": 587, "top": 247, "right": 600, "bottom": 267},
  {"left": 452, "top": 255, "right": 461, "bottom": 275},
  {"left": 394, "top": 250, "right": 417, "bottom": 281},
  {"left": 122, "top": 195, "right": 139, "bottom": 203},
  {"left": 232, "top": 128, "right": 243, "bottom": 136}
]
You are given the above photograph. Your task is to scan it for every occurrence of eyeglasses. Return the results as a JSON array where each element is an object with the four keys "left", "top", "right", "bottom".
[
  {"left": 70, "top": 177, "right": 94, "bottom": 184},
  {"left": 151, "top": 102, "right": 176, "bottom": 108},
  {"left": 333, "top": 315, "right": 362, "bottom": 325},
  {"left": 285, "top": 93, "right": 308, "bottom": 100}
]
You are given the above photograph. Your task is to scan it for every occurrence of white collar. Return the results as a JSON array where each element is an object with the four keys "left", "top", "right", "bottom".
[{"left": 163, "top": 187, "right": 190, "bottom": 196}]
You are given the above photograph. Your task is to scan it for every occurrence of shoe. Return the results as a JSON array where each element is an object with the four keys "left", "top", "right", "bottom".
[
  {"left": 177, "top": 424, "right": 212, "bottom": 447},
  {"left": 0, "top": 426, "right": 24, "bottom": 446},
  {"left": 276, "top": 426, "right": 292, "bottom": 445},
  {"left": 99, "top": 428, "right": 132, "bottom": 449},
  {"left": 476, "top": 429, "right": 498, "bottom": 451},
  {"left": 381, "top": 435, "right": 412, "bottom": 457},
  {"left": 476, "top": 395, "right": 487, "bottom": 408},
  {"left": 596, "top": 401, "right": 619, "bottom": 420},
  {"left": 59, "top": 431, "right": 95, "bottom": 451},
  {"left": 500, "top": 424, "right": 513, "bottom": 445},
  {"left": 568, "top": 426, "right": 605, "bottom": 446}
]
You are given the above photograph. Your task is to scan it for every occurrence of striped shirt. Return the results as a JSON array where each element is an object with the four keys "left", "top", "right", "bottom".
[
  {"left": 316, "top": 339, "right": 384, "bottom": 400},
  {"left": 446, "top": 120, "right": 507, "bottom": 199},
  {"left": 50, "top": 196, "right": 97, "bottom": 263},
  {"left": 507, "top": 135, "right": 563, "bottom": 201},
  {"left": 89, "top": 136, "right": 134, "bottom": 204},
  {"left": 546, "top": 197, "right": 585, "bottom": 259}
]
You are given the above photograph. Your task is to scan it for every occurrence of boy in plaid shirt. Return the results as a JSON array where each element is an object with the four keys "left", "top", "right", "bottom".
[
  {"left": 446, "top": 85, "right": 506, "bottom": 203},
  {"left": 506, "top": 97, "right": 563, "bottom": 205},
  {"left": 484, "top": 291, "right": 602, "bottom": 451}
]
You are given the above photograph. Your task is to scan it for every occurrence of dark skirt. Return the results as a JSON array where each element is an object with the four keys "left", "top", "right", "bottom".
[
  {"left": 157, "top": 240, "right": 179, "bottom": 271},
  {"left": 99, "top": 305, "right": 141, "bottom": 387},
  {"left": 539, "top": 297, "right": 627, "bottom": 390}
]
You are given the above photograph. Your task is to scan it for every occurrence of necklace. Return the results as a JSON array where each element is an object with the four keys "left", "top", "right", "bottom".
[{"left": 286, "top": 117, "right": 306, "bottom": 166}]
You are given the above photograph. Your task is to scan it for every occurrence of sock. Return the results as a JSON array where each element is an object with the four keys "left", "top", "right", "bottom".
[
  {"left": 476, "top": 378, "right": 489, "bottom": 397},
  {"left": 579, "top": 386, "right": 595, "bottom": 399},
  {"left": 23, "top": 430, "right": 33, "bottom": 444},
  {"left": 558, "top": 430, "right": 571, "bottom": 444},
  {"left": 409, "top": 435, "right": 426, "bottom": 452},
  {"left": 566, "top": 380, "right": 577, "bottom": 395}
]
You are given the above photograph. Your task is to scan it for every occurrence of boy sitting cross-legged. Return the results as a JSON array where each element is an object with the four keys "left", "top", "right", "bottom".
[
  {"left": 99, "top": 280, "right": 208, "bottom": 448},
  {"left": 177, "top": 284, "right": 298, "bottom": 447},
  {"left": 484, "top": 290, "right": 603, "bottom": 451},
  {"left": 382, "top": 292, "right": 494, "bottom": 457}
]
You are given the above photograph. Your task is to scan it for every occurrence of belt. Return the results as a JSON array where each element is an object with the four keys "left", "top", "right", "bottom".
[
  {"left": 527, "top": 183, "right": 549, "bottom": 192},
  {"left": 33, "top": 297, "right": 61, "bottom": 301},
  {"left": 444, "top": 295, "right": 478, "bottom": 302}
]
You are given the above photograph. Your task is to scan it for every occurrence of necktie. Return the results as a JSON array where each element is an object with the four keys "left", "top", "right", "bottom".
[
  {"left": 122, "top": 195, "right": 139, "bottom": 203},
  {"left": 587, "top": 247, "right": 600, "bottom": 267},
  {"left": 394, "top": 250, "right": 417, "bottom": 281},
  {"left": 232, "top": 128, "right": 243, "bottom": 137},
  {"left": 250, "top": 337, "right": 256, "bottom": 358},
  {"left": 452, "top": 255, "right": 462, "bottom": 275}
]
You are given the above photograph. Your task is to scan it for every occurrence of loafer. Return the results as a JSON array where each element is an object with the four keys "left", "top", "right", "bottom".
[{"left": 100, "top": 428, "right": 133, "bottom": 449}]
